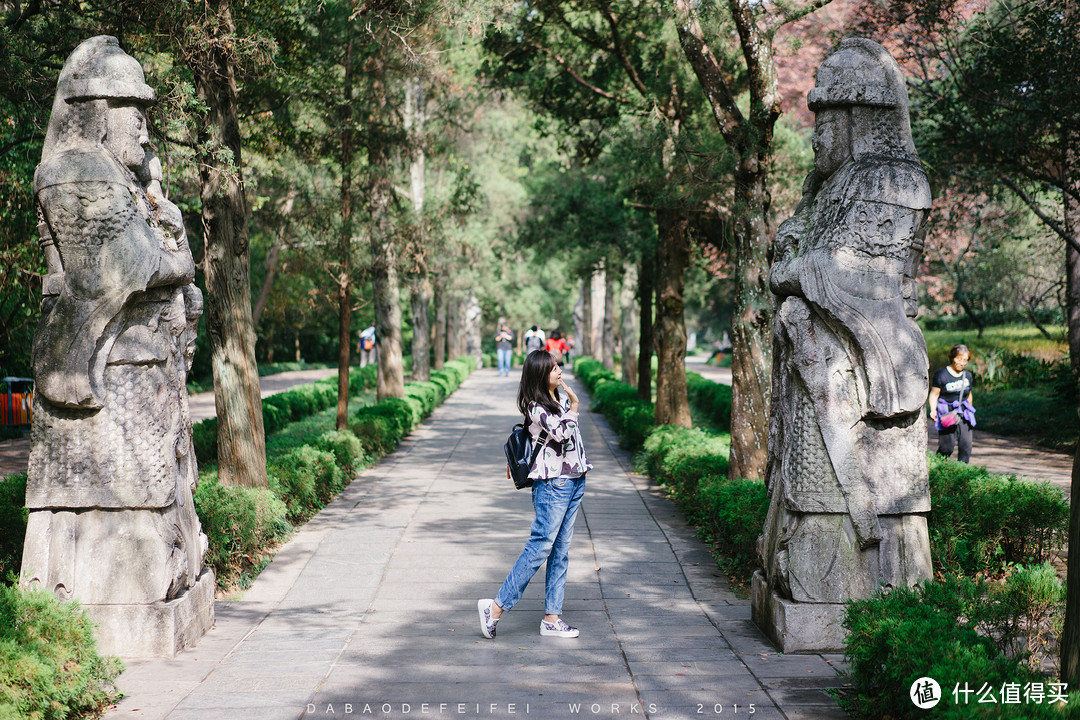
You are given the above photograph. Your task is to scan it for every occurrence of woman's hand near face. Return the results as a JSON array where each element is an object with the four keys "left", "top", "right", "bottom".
[{"left": 559, "top": 380, "right": 579, "bottom": 413}]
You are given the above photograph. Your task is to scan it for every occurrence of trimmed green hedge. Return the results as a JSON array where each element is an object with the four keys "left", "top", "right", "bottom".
[
  {"left": 843, "top": 570, "right": 1077, "bottom": 719},
  {"left": 0, "top": 584, "right": 123, "bottom": 719},
  {"left": 927, "top": 454, "right": 1068, "bottom": 574},
  {"left": 574, "top": 356, "right": 764, "bottom": 573},
  {"left": 0, "top": 474, "right": 27, "bottom": 584},
  {"left": 193, "top": 474, "right": 292, "bottom": 588},
  {"left": 193, "top": 365, "right": 378, "bottom": 464}
]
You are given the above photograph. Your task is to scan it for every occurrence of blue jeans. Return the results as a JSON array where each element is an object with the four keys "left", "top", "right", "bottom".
[
  {"left": 495, "top": 475, "right": 586, "bottom": 615},
  {"left": 497, "top": 348, "right": 512, "bottom": 375}
]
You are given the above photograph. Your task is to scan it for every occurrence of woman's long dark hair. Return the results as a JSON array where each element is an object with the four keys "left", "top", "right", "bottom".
[{"left": 517, "top": 349, "right": 561, "bottom": 423}]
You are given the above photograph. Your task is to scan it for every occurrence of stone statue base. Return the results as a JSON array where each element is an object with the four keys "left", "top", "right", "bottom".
[
  {"left": 81, "top": 568, "right": 215, "bottom": 658},
  {"left": 751, "top": 571, "right": 846, "bottom": 653}
]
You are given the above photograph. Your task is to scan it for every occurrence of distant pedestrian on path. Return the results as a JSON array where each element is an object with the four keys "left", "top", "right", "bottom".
[
  {"left": 358, "top": 326, "right": 376, "bottom": 367},
  {"left": 545, "top": 330, "right": 569, "bottom": 366},
  {"left": 928, "top": 344, "right": 976, "bottom": 463},
  {"left": 479, "top": 349, "right": 592, "bottom": 639},
  {"left": 523, "top": 325, "right": 545, "bottom": 354},
  {"left": 495, "top": 324, "right": 514, "bottom": 376}
]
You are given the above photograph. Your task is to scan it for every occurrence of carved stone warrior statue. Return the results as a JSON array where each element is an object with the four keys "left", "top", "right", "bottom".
[
  {"left": 751, "top": 38, "right": 934, "bottom": 652},
  {"left": 20, "top": 35, "right": 214, "bottom": 657}
]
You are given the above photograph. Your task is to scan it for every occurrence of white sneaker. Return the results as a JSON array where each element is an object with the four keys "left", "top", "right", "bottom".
[
  {"left": 540, "top": 618, "right": 579, "bottom": 638},
  {"left": 478, "top": 599, "right": 498, "bottom": 639}
]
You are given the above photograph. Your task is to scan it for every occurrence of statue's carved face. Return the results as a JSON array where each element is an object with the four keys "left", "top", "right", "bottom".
[
  {"left": 812, "top": 108, "right": 851, "bottom": 178},
  {"left": 103, "top": 103, "right": 150, "bottom": 174}
]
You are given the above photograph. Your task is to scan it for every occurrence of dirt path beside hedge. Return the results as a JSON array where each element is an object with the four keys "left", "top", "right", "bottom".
[
  {"left": 0, "top": 368, "right": 339, "bottom": 479},
  {"left": 686, "top": 355, "right": 1074, "bottom": 498}
]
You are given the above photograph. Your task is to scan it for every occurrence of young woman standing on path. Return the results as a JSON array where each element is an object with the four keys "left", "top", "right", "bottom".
[
  {"left": 478, "top": 350, "right": 592, "bottom": 639},
  {"left": 928, "top": 344, "right": 976, "bottom": 463}
]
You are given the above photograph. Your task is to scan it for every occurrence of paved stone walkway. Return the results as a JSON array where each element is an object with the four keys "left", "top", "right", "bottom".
[{"left": 104, "top": 368, "right": 848, "bottom": 720}]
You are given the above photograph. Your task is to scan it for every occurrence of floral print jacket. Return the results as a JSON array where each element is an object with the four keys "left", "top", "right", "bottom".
[{"left": 526, "top": 395, "right": 593, "bottom": 480}]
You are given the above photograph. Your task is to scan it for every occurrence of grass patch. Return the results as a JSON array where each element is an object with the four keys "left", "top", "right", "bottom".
[
  {"left": 974, "top": 387, "right": 1077, "bottom": 452},
  {"left": 923, "top": 324, "right": 1068, "bottom": 369}
]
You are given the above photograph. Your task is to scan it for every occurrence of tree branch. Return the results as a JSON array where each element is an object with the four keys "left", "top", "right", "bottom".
[
  {"left": 598, "top": 1, "right": 650, "bottom": 99},
  {"left": 999, "top": 173, "right": 1080, "bottom": 255},
  {"left": 671, "top": 0, "right": 744, "bottom": 143},
  {"left": 526, "top": 41, "right": 632, "bottom": 104},
  {"left": 767, "top": 0, "right": 834, "bottom": 35}
]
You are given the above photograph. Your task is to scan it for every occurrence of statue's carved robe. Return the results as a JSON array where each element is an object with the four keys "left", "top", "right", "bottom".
[
  {"left": 23, "top": 148, "right": 204, "bottom": 604},
  {"left": 761, "top": 155, "right": 934, "bottom": 604}
]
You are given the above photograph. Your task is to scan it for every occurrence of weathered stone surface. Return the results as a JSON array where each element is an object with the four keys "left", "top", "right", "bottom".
[
  {"left": 756, "top": 38, "right": 933, "bottom": 651},
  {"left": 20, "top": 35, "right": 212, "bottom": 658},
  {"left": 84, "top": 568, "right": 216, "bottom": 658}
]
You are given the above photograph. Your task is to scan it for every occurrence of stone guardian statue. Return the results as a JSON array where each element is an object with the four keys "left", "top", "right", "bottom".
[
  {"left": 751, "top": 38, "right": 934, "bottom": 652},
  {"left": 20, "top": 35, "right": 215, "bottom": 658}
]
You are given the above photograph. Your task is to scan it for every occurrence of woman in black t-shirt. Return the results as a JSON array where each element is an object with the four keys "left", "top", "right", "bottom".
[{"left": 927, "top": 343, "right": 976, "bottom": 463}]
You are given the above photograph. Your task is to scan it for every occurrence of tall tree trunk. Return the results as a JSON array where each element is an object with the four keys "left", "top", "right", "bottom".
[
  {"left": 252, "top": 241, "right": 281, "bottom": 327},
  {"left": 188, "top": 0, "right": 266, "bottom": 488},
  {"left": 447, "top": 292, "right": 463, "bottom": 361},
  {"left": 433, "top": 273, "right": 447, "bottom": 369},
  {"left": 369, "top": 171, "right": 405, "bottom": 400},
  {"left": 411, "top": 278, "right": 431, "bottom": 380},
  {"left": 638, "top": 253, "right": 654, "bottom": 402},
  {"left": 1062, "top": 127, "right": 1080, "bottom": 686},
  {"left": 602, "top": 266, "right": 616, "bottom": 370},
  {"left": 728, "top": 169, "right": 774, "bottom": 479},
  {"left": 336, "top": 32, "right": 355, "bottom": 430},
  {"left": 620, "top": 261, "right": 639, "bottom": 385},
  {"left": 405, "top": 76, "right": 431, "bottom": 382},
  {"left": 367, "top": 59, "right": 404, "bottom": 401},
  {"left": 673, "top": 0, "right": 782, "bottom": 479},
  {"left": 654, "top": 208, "right": 692, "bottom": 428},
  {"left": 581, "top": 272, "right": 594, "bottom": 357}
]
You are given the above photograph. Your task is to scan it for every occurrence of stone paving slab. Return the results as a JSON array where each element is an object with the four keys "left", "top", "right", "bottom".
[{"left": 104, "top": 368, "right": 848, "bottom": 720}]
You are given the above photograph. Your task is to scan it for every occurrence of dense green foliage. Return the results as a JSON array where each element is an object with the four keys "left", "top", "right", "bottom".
[
  {"left": 0, "top": 585, "right": 123, "bottom": 719},
  {"left": 0, "top": 474, "right": 27, "bottom": 584},
  {"left": 193, "top": 476, "right": 292, "bottom": 589},
  {"left": 927, "top": 454, "right": 1068, "bottom": 575},
  {"left": 843, "top": 572, "right": 1077, "bottom": 719}
]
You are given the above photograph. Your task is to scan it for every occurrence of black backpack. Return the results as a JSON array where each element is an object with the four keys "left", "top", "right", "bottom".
[{"left": 504, "top": 423, "right": 549, "bottom": 489}]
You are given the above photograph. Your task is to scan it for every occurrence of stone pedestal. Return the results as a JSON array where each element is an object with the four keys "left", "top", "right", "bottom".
[
  {"left": 751, "top": 571, "right": 846, "bottom": 653},
  {"left": 83, "top": 568, "right": 216, "bottom": 659}
]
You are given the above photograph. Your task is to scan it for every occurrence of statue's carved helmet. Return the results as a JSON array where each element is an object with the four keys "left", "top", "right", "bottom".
[
  {"left": 807, "top": 37, "right": 916, "bottom": 159},
  {"left": 42, "top": 36, "right": 154, "bottom": 159},
  {"left": 807, "top": 38, "right": 905, "bottom": 111},
  {"left": 55, "top": 35, "right": 154, "bottom": 105}
]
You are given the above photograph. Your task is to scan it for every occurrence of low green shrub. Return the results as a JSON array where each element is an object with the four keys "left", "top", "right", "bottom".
[
  {"left": 192, "top": 417, "right": 218, "bottom": 465},
  {"left": 193, "top": 473, "right": 291, "bottom": 587},
  {"left": 843, "top": 574, "right": 1077, "bottom": 719},
  {"left": 314, "top": 430, "right": 368, "bottom": 478},
  {"left": 0, "top": 584, "right": 123, "bottom": 720},
  {"left": 0, "top": 474, "right": 27, "bottom": 584},
  {"left": 686, "top": 371, "right": 732, "bottom": 430},
  {"left": 642, "top": 426, "right": 731, "bottom": 495},
  {"left": 928, "top": 454, "right": 1068, "bottom": 574},
  {"left": 574, "top": 357, "right": 616, "bottom": 391},
  {"left": 693, "top": 477, "right": 768, "bottom": 568},
  {"left": 268, "top": 446, "right": 343, "bottom": 521},
  {"left": 351, "top": 397, "right": 415, "bottom": 455}
]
